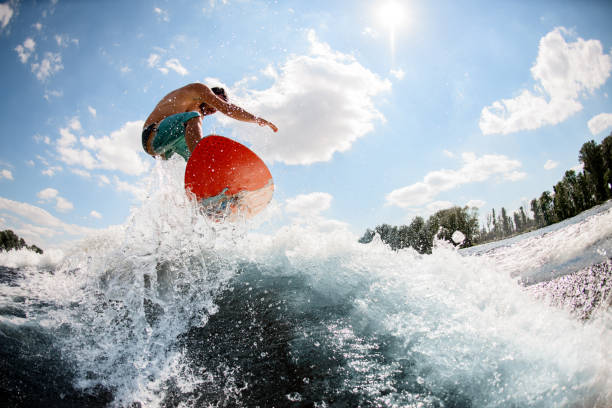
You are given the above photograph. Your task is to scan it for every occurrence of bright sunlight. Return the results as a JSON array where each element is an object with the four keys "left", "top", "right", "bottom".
[
  {"left": 377, "top": 0, "right": 405, "bottom": 30},
  {"left": 376, "top": 0, "right": 406, "bottom": 58}
]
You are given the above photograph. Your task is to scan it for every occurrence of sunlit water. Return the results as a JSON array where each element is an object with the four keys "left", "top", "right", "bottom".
[{"left": 1, "top": 158, "right": 611, "bottom": 407}]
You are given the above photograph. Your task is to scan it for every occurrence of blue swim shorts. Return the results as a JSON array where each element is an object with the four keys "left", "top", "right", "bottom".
[{"left": 150, "top": 111, "right": 200, "bottom": 160}]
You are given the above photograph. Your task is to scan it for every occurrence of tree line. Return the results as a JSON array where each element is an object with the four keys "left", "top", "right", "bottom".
[
  {"left": 0, "top": 230, "right": 43, "bottom": 254},
  {"left": 360, "top": 134, "right": 612, "bottom": 253}
]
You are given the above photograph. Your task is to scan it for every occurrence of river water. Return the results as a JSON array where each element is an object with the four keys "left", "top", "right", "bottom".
[{"left": 1, "top": 159, "right": 610, "bottom": 407}]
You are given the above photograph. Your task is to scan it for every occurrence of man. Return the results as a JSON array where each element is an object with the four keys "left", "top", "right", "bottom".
[{"left": 142, "top": 83, "right": 278, "bottom": 160}]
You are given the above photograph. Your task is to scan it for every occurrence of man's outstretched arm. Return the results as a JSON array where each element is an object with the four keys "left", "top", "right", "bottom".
[{"left": 198, "top": 85, "right": 278, "bottom": 132}]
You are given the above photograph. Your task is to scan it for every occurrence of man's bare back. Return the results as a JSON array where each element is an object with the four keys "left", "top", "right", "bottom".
[
  {"left": 142, "top": 83, "right": 277, "bottom": 157},
  {"left": 145, "top": 84, "right": 213, "bottom": 128}
]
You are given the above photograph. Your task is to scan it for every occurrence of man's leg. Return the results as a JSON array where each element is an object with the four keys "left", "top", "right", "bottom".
[
  {"left": 154, "top": 112, "right": 201, "bottom": 160},
  {"left": 185, "top": 116, "right": 203, "bottom": 153}
]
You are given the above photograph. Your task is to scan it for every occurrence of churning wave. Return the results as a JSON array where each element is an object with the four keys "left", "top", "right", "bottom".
[{"left": 1, "top": 158, "right": 611, "bottom": 407}]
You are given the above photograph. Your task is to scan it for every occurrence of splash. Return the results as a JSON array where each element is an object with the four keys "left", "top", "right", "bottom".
[
  {"left": 2, "top": 159, "right": 611, "bottom": 407},
  {"left": 0, "top": 247, "right": 64, "bottom": 268}
]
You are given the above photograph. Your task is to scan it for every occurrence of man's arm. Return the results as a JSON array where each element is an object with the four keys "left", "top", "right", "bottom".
[{"left": 198, "top": 84, "right": 278, "bottom": 132}]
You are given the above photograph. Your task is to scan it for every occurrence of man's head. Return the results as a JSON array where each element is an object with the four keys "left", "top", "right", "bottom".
[
  {"left": 200, "top": 87, "right": 228, "bottom": 116},
  {"left": 211, "top": 87, "right": 228, "bottom": 101}
]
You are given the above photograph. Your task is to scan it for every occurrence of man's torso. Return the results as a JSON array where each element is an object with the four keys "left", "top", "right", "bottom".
[{"left": 144, "top": 85, "right": 203, "bottom": 128}]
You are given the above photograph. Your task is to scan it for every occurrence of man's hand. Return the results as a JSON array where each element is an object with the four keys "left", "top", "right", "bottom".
[{"left": 256, "top": 117, "right": 278, "bottom": 132}]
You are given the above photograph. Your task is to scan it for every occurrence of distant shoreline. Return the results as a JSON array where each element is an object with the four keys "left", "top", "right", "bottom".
[{"left": 0, "top": 230, "right": 43, "bottom": 255}]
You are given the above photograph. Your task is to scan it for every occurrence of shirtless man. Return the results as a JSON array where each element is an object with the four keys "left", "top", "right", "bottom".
[{"left": 142, "top": 83, "right": 277, "bottom": 160}]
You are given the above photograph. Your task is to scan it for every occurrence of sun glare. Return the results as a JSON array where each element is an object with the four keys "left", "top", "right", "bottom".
[
  {"left": 376, "top": 1, "right": 406, "bottom": 59},
  {"left": 377, "top": 1, "right": 405, "bottom": 30}
]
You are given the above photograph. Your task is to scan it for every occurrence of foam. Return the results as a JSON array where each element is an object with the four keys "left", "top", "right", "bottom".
[{"left": 4, "top": 158, "right": 611, "bottom": 406}]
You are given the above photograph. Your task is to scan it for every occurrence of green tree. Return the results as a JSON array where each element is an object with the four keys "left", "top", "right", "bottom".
[
  {"left": 409, "top": 216, "right": 431, "bottom": 253},
  {"left": 539, "top": 191, "right": 555, "bottom": 225},
  {"left": 500, "top": 207, "right": 511, "bottom": 236},
  {"left": 358, "top": 228, "right": 375, "bottom": 244},
  {"left": 577, "top": 172, "right": 596, "bottom": 209},
  {"left": 0, "top": 230, "right": 43, "bottom": 253},
  {"left": 429, "top": 206, "right": 479, "bottom": 247},
  {"left": 513, "top": 211, "right": 522, "bottom": 232},
  {"left": 601, "top": 133, "right": 612, "bottom": 198},
  {"left": 519, "top": 206, "right": 528, "bottom": 230},
  {"left": 553, "top": 179, "right": 571, "bottom": 221},
  {"left": 530, "top": 198, "right": 544, "bottom": 228},
  {"left": 375, "top": 224, "right": 399, "bottom": 249},
  {"left": 491, "top": 208, "right": 498, "bottom": 237},
  {"left": 579, "top": 140, "right": 607, "bottom": 202}
]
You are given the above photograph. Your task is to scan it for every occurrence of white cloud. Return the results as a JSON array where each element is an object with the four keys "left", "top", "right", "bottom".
[
  {"left": 362, "top": 27, "right": 378, "bottom": 39},
  {"left": 33, "top": 22, "right": 42, "bottom": 31},
  {"left": 390, "top": 68, "right": 405, "bottom": 80},
  {"left": 44, "top": 89, "right": 63, "bottom": 100},
  {"left": 225, "top": 29, "right": 391, "bottom": 165},
  {"left": 36, "top": 155, "right": 49, "bottom": 166},
  {"left": 37, "top": 187, "right": 59, "bottom": 201},
  {"left": 56, "top": 124, "right": 97, "bottom": 168},
  {"left": 58, "top": 127, "right": 76, "bottom": 147},
  {"left": 98, "top": 175, "right": 110, "bottom": 185},
  {"left": 164, "top": 58, "right": 188, "bottom": 76},
  {"left": 285, "top": 192, "right": 332, "bottom": 217},
  {"left": 386, "top": 152, "right": 525, "bottom": 208},
  {"left": 42, "top": 166, "right": 62, "bottom": 177},
  {"left": 31, "top": 52, "right": 64, "bottom": 81},
  {"left": 37, "top": 187, "right": 73, "bottom": 212},
  {"left": 26, "top": 160, "right": 35, "bottom": 166},
  {"left": 69, "top": 117, "right": 82, "bottom": 131},
  {"left": 57, "top": 145, "right": 97, "bottom": 169},
  {"left": 443, "top": 149, "right": 455, "bottom": 158},
  {"left": 146, "top": 52, "right": 186, "bottom": 76},
  {"left": 0, "top": 2, "right": 13, "bottom": 29},
  {"left": 426, "top": 200, "right": 454, "bottom": 213},
  {"left": 15, "top": 38, "right": 36, "bottom": 63},
  {"left": 55, "top": 34, "right": 72, "bottom": 48},
  {"left": 55, "top": 119, "right": 149, "bottom": 176},
  {"left": 203, "top": 0, "right": 228, "bottom": 13},
  {"left": 280, "top": 192, "right": 350, "bottom": 235},
  {"left": 504, "top": 170, "right": 527, "bottom": 181},
  {"left": 17, "top": 224, "right": 56, "bottom": 239},
  {"left": 88, "top": 106, "right": 97, "bottom": 117},
  {"left": 55, "top": 196, "right": 73, "bottom": 212},
  {"left": 587, "top": 112, "right": 612, "bottom": 135},
  {"left": 154, "top": 7, "right": 169, "bottom": 22},
  {"left": 480, "top": 27, "right": 612, "bottom": 135},
  {"left": 147, "top": 53, "right": 161, "bottom": 67},
  {"left": 466, "top": 199, "right": 486, "bottom": 208},
  {"left": 70, "top": 168, "right": 91, "bottom": 178},
  {"left": 0, "top": 169, "right": 13, "bottom": 180},
  {"left": 24, "top": 37, "right": 35, "bottom": 49},
  {"left": 544, "top": 159, "right": 559, "bottom": 170},
  {"left": 55, "top": 34, "right": 78, "bottom": 47},
  {"left": 113, "top": 176, "right": 147, "bottom": 200},
  {"left": 79, "top": 120, "right": 149, "bottom": 175},
  {"left": 90, "top": 210, "right": 102, "bottom": 219},
  {"left": 570, "top": 163, "right": 584, "bottom": 173},
  {"left": 0, "top": 196, "right": 95, "bottom": 246},
  {"left": 261, "top": 64, "right": 277, "bottom": 80}
]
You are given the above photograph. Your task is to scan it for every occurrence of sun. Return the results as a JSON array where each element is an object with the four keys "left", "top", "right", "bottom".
[
  {"left": 377, "top": 1, "right": 405, "bottom": 31},
  {"left": 375, "top": 1, "right": 407, "bottom": 59}
]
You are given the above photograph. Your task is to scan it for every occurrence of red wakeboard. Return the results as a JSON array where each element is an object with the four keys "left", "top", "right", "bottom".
[{"left": 185, "top": 135, "right": 274, "bottom": 219}]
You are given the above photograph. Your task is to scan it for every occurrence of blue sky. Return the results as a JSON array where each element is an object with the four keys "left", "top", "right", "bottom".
[{"left": 0, "top": 0, "right": 611, "bottom": 249}]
